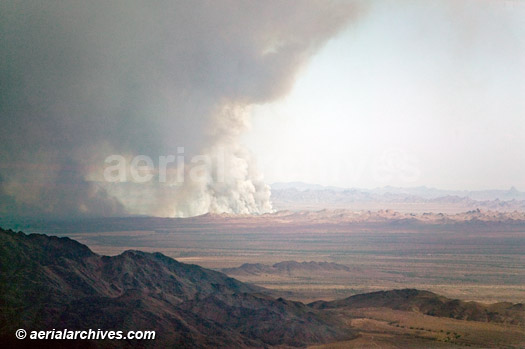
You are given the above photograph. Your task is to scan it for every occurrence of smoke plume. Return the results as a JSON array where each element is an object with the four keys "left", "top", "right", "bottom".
[{"left": 0, "top": 1, "right": 354, "bottom": 218}]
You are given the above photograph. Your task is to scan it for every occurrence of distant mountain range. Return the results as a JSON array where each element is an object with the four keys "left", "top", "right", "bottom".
[
  {"left": 271, "top": 182, "right": 525, "bottom": 200},
  {"left": 222, "top": 261, "right": 352, "bottom": 276},
  {"left": 271, "top": 182, "right": 525, "bottom": 212},
  {"left": 2, "top": 209, "right": 525, "bottom": 239}
]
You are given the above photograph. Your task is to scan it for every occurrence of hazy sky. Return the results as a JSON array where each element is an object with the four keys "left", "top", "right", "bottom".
[
  {"left": 246, "top": 0, "right": 525, "bottom": 190},
  {"left": 1, "top": 0, "right": 524, "bottom": 219}
]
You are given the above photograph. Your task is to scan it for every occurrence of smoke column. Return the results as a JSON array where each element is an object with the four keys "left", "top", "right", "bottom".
[{"left": 0, "top": 1, "right": 355, "bottom": 218}]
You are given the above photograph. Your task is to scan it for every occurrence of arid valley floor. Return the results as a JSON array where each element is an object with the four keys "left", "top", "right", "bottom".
[
  {"left": 15, "top": 209, "right": 523, "bottom": 304},
  {"left": 2, "top": 208, "right": 524, "bottom": 347}
]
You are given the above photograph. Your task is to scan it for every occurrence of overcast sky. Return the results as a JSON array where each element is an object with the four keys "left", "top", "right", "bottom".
[{"left": 245, "top": 0, "right": 525, "bottom": 191}]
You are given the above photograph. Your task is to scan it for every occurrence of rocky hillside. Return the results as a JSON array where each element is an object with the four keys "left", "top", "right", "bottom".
[
  {"left": 0, "top": 228, "right": 354, "bottom": 347},
  {"left": 2, "top": 228, "right": 522, "bottom": 347},
  {"left": 310, "top": 289, "right": 524, "bottom": 326}
]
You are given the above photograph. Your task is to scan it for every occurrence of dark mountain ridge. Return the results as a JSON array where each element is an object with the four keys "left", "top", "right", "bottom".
[
  {"left": 310, "top": 289, "right": 524, "bottom": 326},
  {"left": 0, "top": 228, "right": 353, "bottom": 347},
  {"left": 1, "top": 228, "right": 522, "bottom": 348}
]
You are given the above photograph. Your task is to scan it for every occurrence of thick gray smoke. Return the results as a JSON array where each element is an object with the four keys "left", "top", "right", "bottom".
[{"left": 0, "top": 1, "right": 354, "bottom": 218}]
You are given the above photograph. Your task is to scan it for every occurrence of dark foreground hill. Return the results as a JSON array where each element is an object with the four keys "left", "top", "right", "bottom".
[
  {"left": 1, "top": 227, "right": 523, "bottom": 348},
  {"left": 0, "top": 228, "right": 353, "bottom": 348},
  {"left": 310, "top": 289, "right": 524, "bottom": 326}
]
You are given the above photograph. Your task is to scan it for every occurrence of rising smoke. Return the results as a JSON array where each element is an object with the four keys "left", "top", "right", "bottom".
[{"left": 0, "top": 1, "right": 354, "bottom": 218}]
